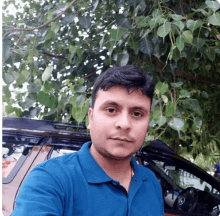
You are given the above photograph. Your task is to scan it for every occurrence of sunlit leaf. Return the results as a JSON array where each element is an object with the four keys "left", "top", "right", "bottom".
[
  {"left": 110, "top": 29, "right": 127, "bottom": 41},
  {"left": 135, "top": 16, "right": 150, "bottom": 27},
  {"left": 169, "top": 14, "right": 184, "bottom": 21},
  {"left": 157, "top": 22, "right": 171, "bottom": 38},
  {"left": 166, "top": 101, "right": 176, "bottom": 117},
  {"left": 117, "top": 51, "right": 129, "bottom": 66},
  {"left": 168, "top": 117, "right": 185, "bottom": 131},
  {"left": 176, "top": 36, "right": 185, "bottom": 52},
  {"left": 186, "top": 20, "right": 203, "bottom": 31},
  {"left": 207, "top": 13, "right": 220, "bottom": 26},
  {"left": 42, "top": 66, "right": 53, "bottom": 82},
  {"left": 155, "top": 82, "right": 168, "bottom": 94},
  {"left": 182, "top": 30, "right": 193, "bottom": 43},
  {"left": 205, "top": 1, "right": 220, "bottom": 12},
  {"left": 179, "top": 90, "right": 190, "bottom": 98}
]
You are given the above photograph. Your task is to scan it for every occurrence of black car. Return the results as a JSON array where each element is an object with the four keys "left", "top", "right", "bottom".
[{"left": 2, "top": 117, "right": 220, "bottom": 216}]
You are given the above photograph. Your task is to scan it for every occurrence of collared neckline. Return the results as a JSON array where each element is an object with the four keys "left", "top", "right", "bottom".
[{"left": 77, "top": 141, "right": 149, "bottom": 184}]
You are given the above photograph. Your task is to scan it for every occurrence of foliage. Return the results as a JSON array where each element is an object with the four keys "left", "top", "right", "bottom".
[{"left": 2, "top": 0, "right": 220, "bottom": 160}]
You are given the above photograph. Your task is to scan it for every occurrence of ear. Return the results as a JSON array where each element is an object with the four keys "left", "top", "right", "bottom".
[{"left": 87, "top": 108, "right": 93, "bottom": 129}]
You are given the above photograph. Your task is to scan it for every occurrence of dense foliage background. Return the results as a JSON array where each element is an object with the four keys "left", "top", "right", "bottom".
[{"left": 2, "top": 0, "right": 220, "bottom": 167}]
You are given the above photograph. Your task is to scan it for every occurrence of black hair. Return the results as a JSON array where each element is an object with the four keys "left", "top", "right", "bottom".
[{"left": 91, "top": 65, "right": 154, "bottom": 108}]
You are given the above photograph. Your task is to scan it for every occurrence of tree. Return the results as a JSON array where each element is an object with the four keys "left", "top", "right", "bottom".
[{"left": 2, "top": 0, "right": 220, "bottom": 161}]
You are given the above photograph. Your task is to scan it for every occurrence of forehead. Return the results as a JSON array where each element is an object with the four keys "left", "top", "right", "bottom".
[{"left": 95, "top": 85, "right": 151, "bottom": 108}]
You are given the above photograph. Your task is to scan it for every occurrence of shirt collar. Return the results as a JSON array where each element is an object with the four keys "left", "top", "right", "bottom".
[
  {"left": 78, "top": 141, "right": 112, "bottom": 183},
  {"left": 77, "top": 141, "right": 149, "bottom": 183}
]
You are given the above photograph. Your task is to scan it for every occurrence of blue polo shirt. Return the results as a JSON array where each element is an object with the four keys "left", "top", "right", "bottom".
[{"left": 12, "top": 141, "right": 164, "bottom": 216}]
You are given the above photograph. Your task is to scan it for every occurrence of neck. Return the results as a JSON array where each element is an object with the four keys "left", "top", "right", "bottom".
[{"left": 90, "top": 144, "right": 133, "bottom": 186}]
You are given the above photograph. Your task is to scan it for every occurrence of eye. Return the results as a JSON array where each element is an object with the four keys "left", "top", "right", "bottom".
[
  {"left": 106, "top": 108, "right": 116, "bottom": 113},
  {"left": 133, "top": 111, "right": 143, "bottom": 117}
]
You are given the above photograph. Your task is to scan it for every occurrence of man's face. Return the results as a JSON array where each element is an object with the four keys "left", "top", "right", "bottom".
[{"left": 87, "top": 85, "right": 151, "bottom": 160}]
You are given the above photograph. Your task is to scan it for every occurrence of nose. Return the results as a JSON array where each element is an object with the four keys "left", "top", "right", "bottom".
[{"left": 115, "top": 112, "right": 131, "bottom": 131}]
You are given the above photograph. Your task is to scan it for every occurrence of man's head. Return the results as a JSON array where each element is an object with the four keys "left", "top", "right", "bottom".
[
  {"left": 88, "top": 65, "right": 154, "bottom": 161},
  {"left": 91, "top": 65, "right": 154, "bottom": 108}
]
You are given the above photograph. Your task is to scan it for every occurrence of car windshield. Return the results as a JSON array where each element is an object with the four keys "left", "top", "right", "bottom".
[{"left": 150, "top": 159, "right": 220, "bottom": 195}]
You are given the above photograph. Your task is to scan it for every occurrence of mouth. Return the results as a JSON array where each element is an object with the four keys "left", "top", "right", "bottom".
[{"left": 110, "top": 137, "right": 133, "bottom": 142}]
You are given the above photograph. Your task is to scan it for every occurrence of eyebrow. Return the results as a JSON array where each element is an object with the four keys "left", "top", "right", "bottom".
[{"left": 100, "top": 101, "right": 149, "bottom": 114}]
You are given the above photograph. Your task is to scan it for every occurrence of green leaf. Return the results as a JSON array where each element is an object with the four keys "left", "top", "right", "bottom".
[
  {"left": 135, "top": 16, "right": 150, "bottom": 27},
  {"left": 172, "top": 20, "right": 185, "bottom": 31},
  {"left": 157, "top": 22, "right": 171, "bottom": 38},
  {"left": 116, "top": 14, "right": 132, "bottom": 29},
  {"left": 79, "top": 16, "right": 91, "bottom": 28},
  {"left": 74, "top": 84, "right": 86, "bottom": 93},
  {"left": 186, "top": 20, "right": 203, "bottom": 31},
  {"left": 193, "top": 117, "right": 203, "bottom": 129},
  {"left": 168, "top": 117, "right": 185, "bottom": 131},
  {"left": 192, "top": 38, "right": 206, "bottom": 50},
  {"left": 24, "top": 97, "right": 34, "bottom": 109},
  {"left": 170, "top": 82, "right": 183, "bottom": 88},
  {"left": 128, "top": 38, "right": 139, "bottom": 53},
  {"left": 3, "top": 73, "right": 14, "bottom": 84},
  {"left": 42, "top": 66, "right": 53, "bottom": 81},
  {"left": 176, "top": 36, "right": 185, "bottom": 52},
  {"left": 155, "top": 82, "right": 168, "bottom": 95},
  {"left": 5, "top": 105, "right": 14, "bottom": 114},
  {"left": 156, "top": 115, "right": 167, "bottom": 126},
  {"left": 3, "top": 38, "right": 11, "bottom": 61},
  {"left": 72, "top": 99, "right": 89, "bottom": 123},
  {"left": 117, "top": 51, "right": 129, "bottom": 66},
  {"left": 71, "top": 25, "right": 78, "bottom": 38},
  {"left": 3, "top": 86, "right": 11, "bottom": 98},
  {"left": 140, "top": 36, "right": 153, "bottom": 55},
  {"left": 48, "top": 95, "right": 56, "bottom": 109},
  {"left": 166, "top": 101, "right": 176, "bottom": 117},
  {"left": 207, "top": 13, "right": 220, "bottom": 26},
  {"left": 76, "top": 95, "right": 86, "bottom": 106},
  {"left": 152, "top": 9, "right": 162, "bottom": 18},
  {"left": 106, "top": 41, "right": 115, "bottom": 55},
  {"left": 205, "top": 48, "right": 216, "bottom": 61},
  {"left": 28, "top": 80, "right": 42, "bottom": 93},
  {"left": 179, "top": 90, "right": 190, "bottom": 98},
  {"left": 76, "top": 48, "right": 83, "bottom": 57},
  {"left": 144, "top": 135, "right": 155, "bottom": 142},
  {"left": 180, "top": 99, "right": 203, "bottom": 116},
  {"left": 149, "top": 16, "right": 165, "bottom": 29},
  {"left": 150, "top": 107, "right": 162, "bottom": 122},
  {"left": 110, "top": 29, "right": 126, "bottom": 41},
  {"left": 205, "top": 1, "right": 220, "bottom": 12},
  {"left": 202, "top": 91, "right": 209, "bottom": 98},
  {"left": 37, "top": 91, "right": 50, "bottom": 105},
  {"left": 17, "top": 70, "right": 30, "bottom": 85},
  {"left": 170, "top": 14, "right": 184, "bottom": 21},
  {"left": 182, "top": 30, "right": 193, "bottom": 44},
  {"left": 44, "top": 81, "right": 53, "bottom": 92}
]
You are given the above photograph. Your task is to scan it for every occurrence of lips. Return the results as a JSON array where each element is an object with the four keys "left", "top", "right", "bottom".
[{"left": 110, "top": 137, "right": 133, "bottom": 142}]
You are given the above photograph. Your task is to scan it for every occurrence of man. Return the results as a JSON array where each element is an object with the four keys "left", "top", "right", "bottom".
[
  {"left": 11, "top": 65, "right": 164, "bottom": 215},
  {"left": 214, "top": 162, "right": 220, "bottom": 181}
]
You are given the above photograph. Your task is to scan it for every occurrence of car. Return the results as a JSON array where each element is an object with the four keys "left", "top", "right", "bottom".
[{"left": 2, "top": 117, "right": 220, "bottom": 216}]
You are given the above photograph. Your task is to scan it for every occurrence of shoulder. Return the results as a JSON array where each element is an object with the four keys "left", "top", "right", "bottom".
[
  {"left": 30, "top": 152, "right": 79, "bottom": 179},
  {"left": 137, "top": 163, "right": 157, "bottom": 178}
]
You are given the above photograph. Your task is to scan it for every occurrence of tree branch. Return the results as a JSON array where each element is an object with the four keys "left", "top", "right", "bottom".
[
  {"left": 177, "top": 70, "right": 220, "bottom": 85},
  {"left": 9, "top": 0, "right": 77, "bottom": 32},
  {"left": 42, "top": 51, "right": 67, "bottom": 60}
]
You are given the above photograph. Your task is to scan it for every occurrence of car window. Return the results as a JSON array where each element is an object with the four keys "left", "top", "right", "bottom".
[
  {"left": 152, "top": 160, "right": 220, "bottom": 195},
  {"left": 2, "top": 141, "right": 33, "bottom": 182},
  {"left": 50, "top": 148, "right": 77, "bottom": 159}
]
